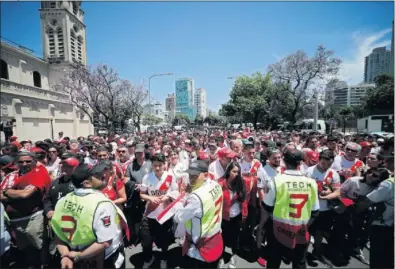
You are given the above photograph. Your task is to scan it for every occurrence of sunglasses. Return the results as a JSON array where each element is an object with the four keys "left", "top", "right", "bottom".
[
  {"left": 117, "top": 150, "right": 126, "bottom": 153},
  {"left": 18, "top": 160, "right": 33, "bottom": 164},
  {"left": 367, "top": 157, "right": 378, "bottom": 161},
  {"left": 346, "top": 148, "right": 357, "bottom": 153},
  {"left": 97, "top": 154, "right": 108, "bottom": 158}
]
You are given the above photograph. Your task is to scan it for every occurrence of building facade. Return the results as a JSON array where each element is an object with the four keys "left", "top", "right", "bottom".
[
  {"left": 0, "top": 1, "right": 93, "bottom": 141},
  {"left": 391, "top": 20, "right": 394, "bottom": 76},
  {"left": 165, "top": 93, "right": 176, "bottom": 122},
  {"left": 364, "top": 46, "right": 392, "bottom": 83},
  {"left": 194, "top": 88, "right": 207, "bottom": 118},
  {"left": 330, "top": 82, "right": 374, "bottom": 108},
  {"left": 175, "top": 77, "right": 196, "bottom": 120}
]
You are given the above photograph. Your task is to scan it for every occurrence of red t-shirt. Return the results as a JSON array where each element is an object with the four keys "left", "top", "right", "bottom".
[
  {"left": 6, "top": 165, "right": 51, "bottom": 219},
  {"left": 102, "top": 176, "right": 125, "bottom": 201}
]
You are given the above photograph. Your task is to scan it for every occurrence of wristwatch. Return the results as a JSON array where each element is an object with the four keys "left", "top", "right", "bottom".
[{"left": 73, "top": 254, "right": 81, "bottom": 263}]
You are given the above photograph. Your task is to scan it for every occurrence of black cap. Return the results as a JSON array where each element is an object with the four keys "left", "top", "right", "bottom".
[
  {"left": 135, "top": 143, "right": 145, "bottom": 153},
  {"left": 0, "top": 155, "right": 16, "bottom": 170},
  {"left": 91, "top": 160, "right": 112, "bottom": 175},
  {"left": 327, "top": 135, "right": 338, "bottom": 142},
  {"left": 187, "top": 160, "right": 209, "bottom": 176},
  {"left": 71, "top": 164, "right": 94, "bottom": 187},
  {"left": 283, "top": 148, "right": 303, "bottom": 163}
]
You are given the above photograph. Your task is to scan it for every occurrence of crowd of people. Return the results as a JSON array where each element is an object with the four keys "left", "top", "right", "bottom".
[{"left": 0, "top": 128, "right": 393, "bottom": 269}]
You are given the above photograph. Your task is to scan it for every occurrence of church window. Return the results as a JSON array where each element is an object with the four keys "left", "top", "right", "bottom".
[
  {"left": 1, "top": 59, "right": 9, "bottom": 80},
  {"left": 33, "top": 71, "right": 42, "bottom": 88},
  {"left": 70, "top": 30, "right": 76, "bottom": 61},
  {"left": 57, "top": 28, "right": 64, "bottom": 57},
  {"left": 77, "top": 36, "right": 83, "bottom": 63},
  {"left": 73, "top": 2, "right": 78, "bottom": 15},
  {"left": 48, "top": 28, "right": 55, "bottom": 56}
]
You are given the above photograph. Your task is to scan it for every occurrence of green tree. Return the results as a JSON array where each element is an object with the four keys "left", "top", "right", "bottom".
[
  {"left": 142, "top": 114, "right": 162, "bottom": 126},
  {"left": 268, "top": 45, "right": 342, "bottom": 124},
  {"left": 172, "top": 114, "right": 190, "bottom": 126},
  {"left": 363, "top": 74, "right": 394, "bottom": 115},
  {"left": 204, "top": 115, "right": 222, "bottom": 126},
  {"left": 337, "top": 106, "right": 354, "bottom": 133},
  {"left": 220, "top": 72, "right": 274, "bottom": 129},
  {"left": 194, "top": 115, "right": 204, "bottom": 125}
]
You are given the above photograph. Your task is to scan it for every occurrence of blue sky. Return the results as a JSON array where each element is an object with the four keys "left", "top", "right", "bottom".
[{"left": 1, "top": 1, "right": 393, "bottom": 111}]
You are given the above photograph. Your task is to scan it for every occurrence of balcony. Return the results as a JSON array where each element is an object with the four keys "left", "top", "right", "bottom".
[{"left": 1, "top": 78, "right": 70, "bottom": 103}]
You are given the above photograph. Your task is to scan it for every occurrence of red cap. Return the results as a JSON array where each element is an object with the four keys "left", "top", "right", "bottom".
[
  {"left": 9, "top": 136, "right": 18, "bottom": 142},
  {"left": 30, "top": 146, "right": 45, "bottom": 153},
  {"left": 199, "top": 152, "right": 209, "bottom": 160},
  {"left": 360, "top": 142, "right": 371, "bottom": 148},
  {"left": 11, "top": 141, "right": 22, "bottom": 150},
  {"left": 217, "top": 148, "right": 237, "bottom": 159},
  {"left": 241, "top": 133, "right": 248, "bottom": 139},
  {"left": 306, "top": 151, "right": 319, "bottom": 162},
  {"left": 117, "top": 138, "right": 126, "bottom": 145},
  {"left": 61, "top": 157, "right": 79, "bottom": 167}
]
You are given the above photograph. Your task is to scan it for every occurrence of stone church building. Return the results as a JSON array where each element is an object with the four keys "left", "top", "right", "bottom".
[{"left": 0, "top": 1, "right": 93, "bottom": 142}]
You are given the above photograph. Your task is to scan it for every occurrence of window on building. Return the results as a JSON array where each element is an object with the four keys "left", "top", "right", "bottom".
[
  {"left": 77, "top": 36, "right": 83, "bottom": 63},
  {"left": 49, "top": 1, "right": 56, "bottom": 8},
  {"left": 72, "top": 2, "right": 78, "bottom": 15},
  {"left": 48, "top": 28, "right": 55, "bottom": 56},
  {"left": 33, "top": 71, "right": 42, "bottom": 88},
  {"left": 57, "top": 28, "right": 64, "bottom": 57},
  {"left": 0, "top": 59, "right": 9, "bottom": 80},
  {"left": 70, "top": 30, "right": 76, "bottom": 61}
]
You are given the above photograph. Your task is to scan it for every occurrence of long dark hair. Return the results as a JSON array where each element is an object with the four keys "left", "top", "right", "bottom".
[{"left": 223, "top": 162, "right": 246, "bottom": 203}]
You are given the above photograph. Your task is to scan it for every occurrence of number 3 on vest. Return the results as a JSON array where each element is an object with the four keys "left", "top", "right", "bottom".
[
  {"left": 289, "top": 194, "right": 308, "bottom": 219},
  {"left": 61, "top": 215, "right": 78, "bottom": 241}
]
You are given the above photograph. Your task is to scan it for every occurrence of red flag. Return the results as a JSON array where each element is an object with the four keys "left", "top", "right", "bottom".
[{"left": 158, "top": 175, "right": 173, "bottom": 191}]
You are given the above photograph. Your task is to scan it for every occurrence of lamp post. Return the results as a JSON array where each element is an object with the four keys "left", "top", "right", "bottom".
[{"left": 148, "top": 73, "right": 173, "bottom": 115}]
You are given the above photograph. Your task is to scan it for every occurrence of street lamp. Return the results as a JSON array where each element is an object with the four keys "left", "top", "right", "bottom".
[{"left": 148, "top": 73, "right": 173, "bottom": 115}]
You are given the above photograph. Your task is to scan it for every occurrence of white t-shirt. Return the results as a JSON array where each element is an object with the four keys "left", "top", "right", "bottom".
[
  {"left": 208, "top": 159, "right": 226, "bottom": 181},
  {"left": 299, "top": 162, "right": 309, "bottom": 175},
  {"left": 331, "top": 156, "right": 364, "bottom": 172},
  {"left": 258, "top": 163, "right": 281, "bottom": 189},
  {"left": 263, "top": 170, "right": 320, "bottom": 212},
  {"left": 140, "top": 171, "right": 179, "bottom": 219},
  {"left": 340, "top": 177, "right": 374, "bottom": 200},
  {"left": 305, "top": 165, "right": 341, "bottom": 211},
  {"left": 366, "top": 179, "right": 394, "bottom": 227},
  {"left": 73, "top": 189, "right": 122, "bottom": 259},
  {"left": 229, "top": 190, "right": 241, "bottom": 218},
  {"left": 239, "top": 159, "right": 264, "bottom": 195}
]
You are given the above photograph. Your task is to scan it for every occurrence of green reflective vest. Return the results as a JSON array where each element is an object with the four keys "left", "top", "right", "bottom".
[
  {"left": 272, "top": 173, "right": 318, "bottom": 249},
  {"left": 185, "top": 180, "right": 223, "bottom": 240},
  {"left": 51, "top": 190, "right": 124, "bottom": 248}
]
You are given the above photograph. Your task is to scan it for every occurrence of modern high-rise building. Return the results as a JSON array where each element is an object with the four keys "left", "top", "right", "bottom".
[
  {"left": 175, "top": 77, "right": 196, "bottom": 120},
  {"left": 364, "top": 47, "right": 392, "bottom": 83},
  {"left": 194, "top": 88, "right": 207, "bottom": 118},
  {"left": 165, "top": 93, "right": 176, "bottom": 122},
  {"left": 325, "top": 80, "right": 348, "bottom": 105},
  {"left": 330, "top": 82, "right": 374, "bottom": 108}
]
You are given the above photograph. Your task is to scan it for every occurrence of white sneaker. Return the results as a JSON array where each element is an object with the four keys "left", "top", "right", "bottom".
[
  {"left": 228, "top": 255, "right": 237, "bottom": 268},
  {"left": 160, "top": 260, "right": 168, "bottom": 269},
  {"left": 143, "top": 257, "right": 155, "bottom": 269},
  {"left": 217, "top": 258, "right": 225, "bottom": 268}
]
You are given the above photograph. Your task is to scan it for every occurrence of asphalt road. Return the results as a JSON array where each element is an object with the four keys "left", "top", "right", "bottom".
[{"left": 125, "top": 242, "right": 370, "bottom": 268}]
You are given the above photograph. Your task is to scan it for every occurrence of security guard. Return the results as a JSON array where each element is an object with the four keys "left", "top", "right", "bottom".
[
  {"left": 51, "top": 163, "right": 129, "bottom": 269},
  {"left": 173, "top": 160, "right": 224, "bottom": 268},
  {"left": 261, "top": 148, "right": 319, "bottom": 268}
]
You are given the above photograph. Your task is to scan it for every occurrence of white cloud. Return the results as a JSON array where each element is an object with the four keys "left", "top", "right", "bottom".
[{"left": 339, "top": 28, "right": 392, "bottom": 85}]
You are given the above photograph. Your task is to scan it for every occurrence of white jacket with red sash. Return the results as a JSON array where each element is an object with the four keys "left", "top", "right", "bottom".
[{"left": 140, "top": 171, "right": 179, "bottom": 219}]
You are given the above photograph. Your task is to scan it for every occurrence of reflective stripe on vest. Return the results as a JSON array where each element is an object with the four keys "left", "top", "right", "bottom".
[
  {"left": 185, "top": 180, "right": 223, "bottom": 242},
  {"left": 272, "top": 174, "right": 318, "bottom": 249},
  {"left": 51, "top": 191, "right": 127, "bottom": 248}
]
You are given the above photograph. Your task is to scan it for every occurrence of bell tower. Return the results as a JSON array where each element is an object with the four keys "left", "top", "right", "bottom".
[{"left": 39, "top": 1, "right": 87, "bottom": 66}]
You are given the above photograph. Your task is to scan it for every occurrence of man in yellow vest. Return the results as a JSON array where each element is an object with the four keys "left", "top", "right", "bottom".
[
  {"left": 50, "top": 163, "right": 129, "bottom": 269},
  {"left": 260, "top": 148, "right": 319, "bottom": 268},
  {"left": 173, "top": 160, "right": 224, "bottom": 268}
]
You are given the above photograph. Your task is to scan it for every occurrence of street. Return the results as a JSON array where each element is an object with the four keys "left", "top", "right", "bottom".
[{"left": 125, "top": 243, "right": 370, "bottom": 268}]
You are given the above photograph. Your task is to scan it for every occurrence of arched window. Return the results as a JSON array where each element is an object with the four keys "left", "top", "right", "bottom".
[
  {"left": 48, "top": 28, "right": 55, "bottom": 56},
  {"left": 70, "top": 30, "right": 76, "bottom": 61},
  {"left": 33, "top": 71, "right": 41, "bottom": 88},
  {"left": 57, "top": 28, "right": 64, "bottom": 57},
  {"left": 72, "top": 2, "right": 78, "bottom": 15},
  {"left": 1, "top": 59, "right": 9, "bottom": 80},
  {"left": 77, "top": 36, "right": 83, "bottom": 63}
]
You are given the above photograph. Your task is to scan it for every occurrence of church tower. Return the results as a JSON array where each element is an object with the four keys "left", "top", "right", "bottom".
[{"left": 39, "top": 1, "right": 87, "bottom": 66}]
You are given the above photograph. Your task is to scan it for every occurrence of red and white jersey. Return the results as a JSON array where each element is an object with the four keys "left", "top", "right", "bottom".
[
  {"left": 331, "top": 156, "right": 364, "bottom": 175},
  {"left": 305, "top": 166, "right": 341, "bottom": 211},
  {"left": 0, "top": 171, "right": 19, "bottom": 190},
  {"left": 340, "top": 176, "right": 374, "bottom": 200},
  {"left": 140, "top": 171, "right": 179, "bottom": 219},
  {"left": 118, "top": 159, "right": 133, "bottom": 175}
]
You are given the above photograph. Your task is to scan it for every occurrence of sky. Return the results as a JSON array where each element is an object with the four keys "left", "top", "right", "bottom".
[{"left": 1, "top": 1, "right": 393, "bottom": 112}]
